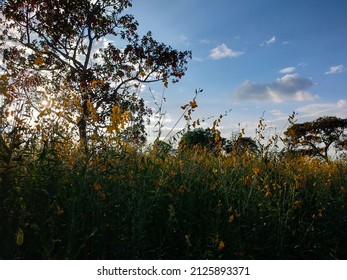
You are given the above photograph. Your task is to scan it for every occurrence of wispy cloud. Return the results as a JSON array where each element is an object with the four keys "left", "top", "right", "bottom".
[
  {"left": 337, "top": 99, "right": 347, "bottom": 108},
  {"left": 209, "top": 44, "right": 244, "bottom": 60},
  {"left": 260, "top": 35, "right": 276, "bottom": 47},
  {"left": 296, "top": 99, "right": 347, "bottom": 119},
  {"left": 175, "top": 34, "right": 190, "bottom": 46},
  {"left": 324, "top": 65, "right": 344, "bottom": 74},
  {"left": 199, "top": 39, "right": 211, "bottom": 44},
  {"left": 270, "top": 109, "right": 287, "bottom": 117},
  {"left": 234, "top": 74, "right": 318, "bottom": 103},
  {"left": 192, "top": 56, "right": 204, "bottom": 62},
  {"left": 279, "top": 67, "right": 295, "bottom": 74}
]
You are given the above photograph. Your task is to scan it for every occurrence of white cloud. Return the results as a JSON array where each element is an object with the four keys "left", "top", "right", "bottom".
[
  {"left": 234, "top": 74, "right": 318, "bottom": 103},
  {"left": 199, "top": 39, "right": 211, "bottom": 44},
  {"left": 210, "top": 44, "right": 244, "bottom": 60},
  {"left": 337, "top": 99, "right": 347, "bottom": 108},
  {"left": 296, "top": 99, "right": 347, "bottom": 119},
  {"left": 294, "top": 91, "right": 318, "bottom": 101},
  {"left": 261, "top": 35, "right": 276, "bottom": 47},
  {"left": 175, "top": 34, "right": 190, "bottom": 46},
  {"left": 279, "top": 67, "right": 295, "bottom": 74},
  {"left": 324, "top": 65, "right": 344, "bottom": 74},
  {"left": 267, "top": 36, "right": 276, "bottom": 45},
  {"left": 270, "top": 109, "right": 287, "bottom": 117},
  {"left": 192, "top": 56, "right": 204, "bottom": 62}
]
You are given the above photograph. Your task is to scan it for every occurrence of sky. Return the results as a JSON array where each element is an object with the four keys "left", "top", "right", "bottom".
[{"left": 127, "top": 0, "right": 347, "bottom": 142}]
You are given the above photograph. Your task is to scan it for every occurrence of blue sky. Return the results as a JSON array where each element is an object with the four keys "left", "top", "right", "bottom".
[{"left": 129, "top": 0, "right": 347, "bottom": 141}]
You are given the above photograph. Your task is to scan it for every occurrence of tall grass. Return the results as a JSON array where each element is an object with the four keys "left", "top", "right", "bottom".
[{"left": 1, "top": 137, "right": 346, "bottom": 259}]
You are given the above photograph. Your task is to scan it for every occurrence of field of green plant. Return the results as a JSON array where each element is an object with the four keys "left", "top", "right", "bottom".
[
  {"left": 1, "top": 0, "right": 346, "bottom": 260},
  {"left": 1, "top": 136, "right": 346, "bottom": 259}
]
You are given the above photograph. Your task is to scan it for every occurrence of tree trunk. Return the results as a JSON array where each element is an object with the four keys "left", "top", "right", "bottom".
[{"left": 77, "top": 99, "right": 89, "bottom": 155}]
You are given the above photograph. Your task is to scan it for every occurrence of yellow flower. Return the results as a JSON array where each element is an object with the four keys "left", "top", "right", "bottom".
[
  {"left": 68, "top": 156, "right": 74, "bottom": 166},
  {"left": 293, "top": 200, "right": 302, "bottom": 209},
  {"left": 34, "top": 56, "right": 44, "bottom": 65},
  {"left": 16, "top": 228, "right": 24, "bottom": 246},
  {"left": 189, "top": 100, "right": 198, "bottom": 109},
  {"left": 56, "top": 205, "right": 64, "bottom": 215},
  {"left": 210, "top": 184, "right": 217, "bottom": 190},
  {"left": 214, "top": 132, "right": 220, "bottom": 142},
  {"left": 228, "top": 214, "right": 235, "bottom": 223},
  {"left": 178, "top": 186, "right": 185, "bottom": 193},
  {"left": 91, "top": 134, "right": 99, "bottom": 141},
  {"left": 92, "top": 183, "right": 100, "bottom": 191},
  {"left": 180, "top": 104, "right": 189, "bottom": 110},
  {"left": 218, "top": 240, "right": 225, "bottom": 250},
  {"left": 264, "top": 185, "right": 271, "bottom": 198},
  {"left": 91, "top": 79, "right": 104, "bottom": 86},
  {"left": 252, "top": 167, "right": 260, "bottom": 175},
  {"left": 234, "top": 210, "right": 241, "bottom": 218}
]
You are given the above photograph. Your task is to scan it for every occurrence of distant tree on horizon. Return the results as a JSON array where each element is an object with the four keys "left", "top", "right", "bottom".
[
  {"left": 283, "top": 116, "right": 347, "bottom": 160},
  {"left": 224, "top": 136, "right": 260, "bottom": 156},
  {"left": 179, "top": 128, "right": 224, "bottom": 153}
]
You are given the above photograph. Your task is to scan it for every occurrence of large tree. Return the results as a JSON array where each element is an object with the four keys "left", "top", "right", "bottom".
[
  {"left": 224, "top": 136, "right": 259, "bottom": 156},
  {"left": 0, "top": 0, "right": 191, "bottom": 151},
  {"left": 179, "top": 128, "right": 224, "bottom": 153},
  {"left": 283, "top": 116, "right": 347, "bottom": 159}
]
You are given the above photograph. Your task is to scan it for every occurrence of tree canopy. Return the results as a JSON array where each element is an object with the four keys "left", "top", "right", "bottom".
[
  {"left": 283, "top": 116, "right": 347, "bottom": 159},
  {"left": 0, "top": 0, "right": 191, "bottom": 151},
  {"left": 224, "top": 136, "right": 259, "bottom": 156},
  {"left": 179, "top": 128, "right": 223, "bottom": 153}
]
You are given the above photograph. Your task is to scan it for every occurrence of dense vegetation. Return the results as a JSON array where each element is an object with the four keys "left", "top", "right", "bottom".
[
  {"left": 1, "top": 0, "right": 346, "bottom": 260},
  {"left": 1, "top": 129, "right": 346, "bottom": 259}
]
